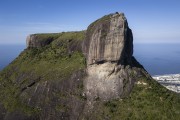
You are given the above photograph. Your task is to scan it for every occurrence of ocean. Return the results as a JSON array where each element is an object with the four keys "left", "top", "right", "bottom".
[
  {"left": 134, "top": 43, "right": 180, "bottom": 75},
  {"left": 0, "top": 43, "right": 180, "bottom": 76},
  {"left": 0, "top": 44, "right": 25, "bottom": 70}
]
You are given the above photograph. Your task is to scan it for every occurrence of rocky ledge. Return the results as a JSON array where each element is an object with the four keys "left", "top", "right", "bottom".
[{"left": 26, "top": 33, "right": 61, "bottom": 48}]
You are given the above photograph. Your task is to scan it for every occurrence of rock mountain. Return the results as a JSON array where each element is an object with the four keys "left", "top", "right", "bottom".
[
  {"left": 84, "top": 13, "right": 140, "bottom": 100},
  {"left": 0, "top": 12, "right": 180, "bottom": 120}
]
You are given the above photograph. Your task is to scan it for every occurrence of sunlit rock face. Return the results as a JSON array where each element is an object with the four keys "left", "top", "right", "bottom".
[
  {"left": 83, "top": 12, "right": 133, "bottom": 65},
  {"left": 84, "top": 62, "right": 137, "bottom": 100},
  {"left": 83, "top": 12, "right": 140, "bottom": 100}
]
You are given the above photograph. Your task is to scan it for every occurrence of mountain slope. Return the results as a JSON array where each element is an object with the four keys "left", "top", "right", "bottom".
[
  {"left": 0, "top": 13, "right": 180, "bottom": 120},
  {"left": 0, "top": 31, "right": 87, "bottom": 120}
]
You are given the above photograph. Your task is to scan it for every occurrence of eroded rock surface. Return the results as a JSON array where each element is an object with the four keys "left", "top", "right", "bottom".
[
  {"left": 84, "top": 63, "right": 137, "bottom": 100},
  {"left": 26, "top": 34, "right": 59, "bottom": 48},
  {"left": 83, "top": 12, "right": 140, "bottom": 100},
  {"left": 0, "top": 12, "right": 154, "bottom": 120},
  {"left": 83, "top": 12, "right": 133, "bottom": 65}
]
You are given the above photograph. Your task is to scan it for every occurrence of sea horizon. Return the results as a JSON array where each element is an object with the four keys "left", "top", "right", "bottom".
[
  {"left": 0, "top": 42, "right": 180, "bottom": 76},
  {"left": 0, "top": 44, "right": 25, "bottom": 71}
]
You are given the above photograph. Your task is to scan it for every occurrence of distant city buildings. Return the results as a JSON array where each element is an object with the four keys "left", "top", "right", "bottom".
[{"left": 153, "top": 74, "right": 180, "bottom": 93}]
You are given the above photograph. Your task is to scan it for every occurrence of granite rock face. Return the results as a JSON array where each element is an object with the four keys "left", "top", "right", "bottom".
[
  {"left": 84, "top": 63, "right": 137, "bottom": 100},
  {"left": 1, "top": 12, "right": 180, "bottom": 120},
  {"left": 83, "top": 12, "right": 139, "bottom": 100},
  {"left": 26, "top": 34, "right": 58, "bottom": 48},
  {"left": 83, "top": 12, "right": 133, "bottom": 65}
]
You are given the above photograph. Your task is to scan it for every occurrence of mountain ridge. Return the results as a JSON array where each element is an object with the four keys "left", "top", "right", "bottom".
[{"left": 0, "top": 12, "right": 179, "bottom": 120}]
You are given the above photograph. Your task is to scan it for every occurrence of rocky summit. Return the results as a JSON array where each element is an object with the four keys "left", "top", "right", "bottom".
[
  {"left": 83, "top": 13, "right": 143, "bottom": 100},
  {"left": 83, "top": 13, "right": 133, "bottom": 65},
  {"left": 0, "top": 12, "right": 180, "bottom": 120}
]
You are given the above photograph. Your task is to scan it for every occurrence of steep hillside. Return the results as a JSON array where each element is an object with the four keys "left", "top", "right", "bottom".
[
  {"left": 0, "top": 31, "right": 87, "bottom": 120},
  {"left": 0, "top": 13, "right": 180, "bottom": 120}
]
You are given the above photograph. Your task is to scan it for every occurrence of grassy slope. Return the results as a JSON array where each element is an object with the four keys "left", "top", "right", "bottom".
[
  {"left": 0, "top": 31, "right": 180, "bottom": 119},
  {"left": 0, "top": 31, "right": 86, "bottom": 115},
  {"left": 87, "top": 76, "right": 180, "bottom": 120}
]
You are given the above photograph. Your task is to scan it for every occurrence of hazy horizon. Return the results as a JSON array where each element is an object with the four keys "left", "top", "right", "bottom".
[
  {"left": 1, "top": 0, "right": 180, "bottom": 74},
  {"left": 0, "top": 0, "right": 180, "bottom": 44},
  {"left": 1, "top": 43, "right": 180, "bottom": 76}
]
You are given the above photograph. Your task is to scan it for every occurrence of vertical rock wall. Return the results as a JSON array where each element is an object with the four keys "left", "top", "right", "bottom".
[
  {"left": 26, "top": 34, "right": 58, "bottom": 48},
  {"left": 83, "top": 13, "right": 133, "bottom": 65},
  {"left": 83, "top": 12, "right": 139, "bottom": 100}
]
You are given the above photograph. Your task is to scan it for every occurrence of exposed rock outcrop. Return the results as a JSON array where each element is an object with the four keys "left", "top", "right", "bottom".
[
  {"left": 1, "top": 12, "right": 180, "bottom": 120},
  {"left": 26, "top": 33, "right": 60, "bottom": 48},
  {"left": 83, "top": 12, "right": 141, "bottom": 100},
  {"left": 83, "top": 13, "right": 133, "bottom": 65}
]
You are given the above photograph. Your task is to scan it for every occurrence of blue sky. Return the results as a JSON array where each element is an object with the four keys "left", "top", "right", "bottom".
[{"left": 0, "top": 0, "right": 180, "bottom": 44}]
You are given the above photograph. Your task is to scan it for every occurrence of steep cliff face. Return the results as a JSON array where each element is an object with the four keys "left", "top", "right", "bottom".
[
  {"left": 26, "top": 33, "right": 61, "bottom": 48},
  {"left": 0, "top": 13, "right": 180, "bottom": 120},
  {"left": 83, "top": 13, "right": 133, "bottom": 65},
  {"left": 0, "top": 31, "right": 87, "bottom": 120},
  {"left": 83, "top": 13, "right": 141, "bottom": 100}
]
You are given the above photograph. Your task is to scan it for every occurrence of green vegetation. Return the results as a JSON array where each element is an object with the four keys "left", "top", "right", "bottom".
[
  {"left": 0, "top": 31, "right": 86, "bottom": 115},
  {"left": 0, "top": 30, "right": 180, "bottom": 119},
  {"left": 87, "top": 14, "right": 110, "bottom": 32},
  {"left": 31, "top": 33, "right": 62, "bottom": 43},
  {"left": 87, "top": 77, "right": 180, "bottom": 120},
  {"left": 55, "top": 104, "right": 69, "bottom": 112}
]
